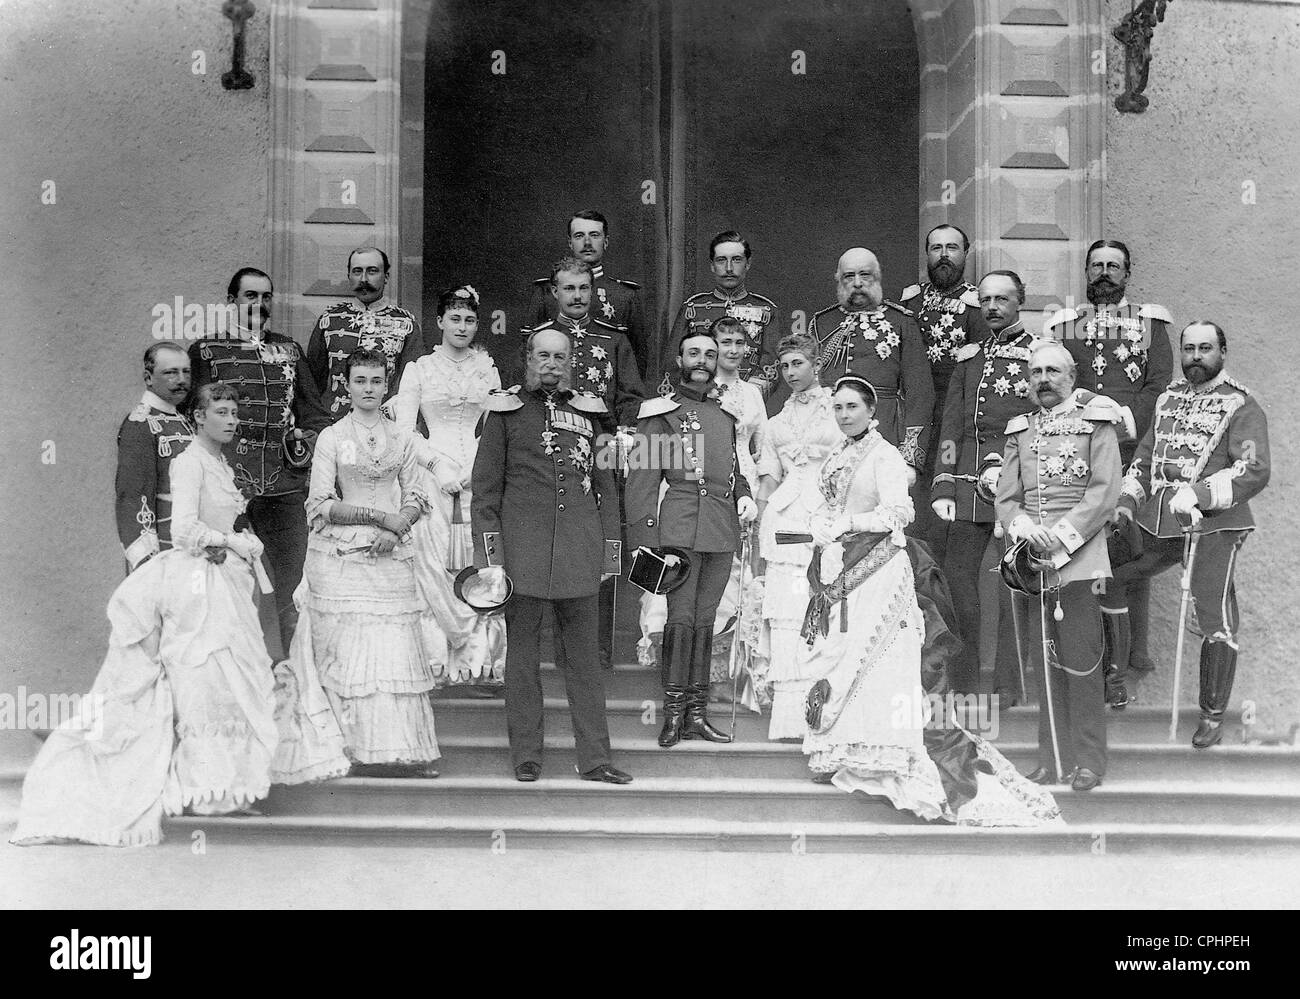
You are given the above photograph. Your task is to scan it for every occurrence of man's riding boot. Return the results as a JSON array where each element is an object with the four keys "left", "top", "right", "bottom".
[
  {"left": 682, "top": 625, "right": 732, "bottom": 743},
  {"left": 658, "top": 624, "right": 693, "bottom": 748},
  {"left": 1193, "top": 639, "right": 1237, "bottom": 749},
  {"left": 1128, "top": 579, "right": 1156, "bottom": 673},
  {"left": 1102, "top": 612, "right": 1131, "bottom": 709}
]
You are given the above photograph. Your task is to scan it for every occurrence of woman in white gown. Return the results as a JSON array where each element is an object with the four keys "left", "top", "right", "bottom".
[
  {"left": 756, "top": 333, "right": 841, "bottom": 738},
  {"left": 637, "top": 317, "right": 766, "bottom": 699},
  {"left": 393, "top": 286, "right": 506, "bottom": 688},
  {"left": 297, "top": 348, "right": 440, "bottom": 778},
  {"left": 799, "top": 377, "right": 1061, "bottom": 826},
  {"left": 12, "top": 383, "right": 279, "bottom": 846}
]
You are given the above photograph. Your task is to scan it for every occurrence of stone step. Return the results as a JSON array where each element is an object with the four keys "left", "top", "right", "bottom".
[
  {"left": 257, "top": 775, "right": 1300, "bottom": 827},
  {"left": 429, "top": 696, "right": 1242, "bottom": 746},
  {"left": 427, "top": 736, "right": 1300, "bottom": 784},
  {"left": 142, "top": 814, "right": 1300, "bottom": 855}
]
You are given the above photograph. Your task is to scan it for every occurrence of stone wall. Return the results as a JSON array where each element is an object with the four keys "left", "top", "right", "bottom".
[
  {"left": 0, "top": 1, "right": 270, "bottom": 693},
  {"left": 1102, "top": 0, "right": 1300, "bottom": 729}
]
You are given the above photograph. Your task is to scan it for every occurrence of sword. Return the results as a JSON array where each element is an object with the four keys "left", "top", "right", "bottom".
[
  {"left": 1170, "top": 509, "right": 1203, "bottom": 742},
  {"left": 729, "top": 526, "right": 754, "bottom": 733},
  {"left": 1039, "top": 584, "right": 1065, "bottom": 780}
]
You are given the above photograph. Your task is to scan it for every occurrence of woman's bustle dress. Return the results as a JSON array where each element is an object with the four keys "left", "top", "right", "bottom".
[
  {"left": 296, "top": 415, "right": 440, "bottom": 766},
  {"left": 756, "top": 386, "right": 841, "bottom": 737},
  {"left": 393, "top": 345, "right": 507, "bottom": 686},
  {"left": 798, "top": 430, "right": 1062, "bottom": 826},
  {"left": 12, "top": 445, "right": 279, "bottom": 846}
]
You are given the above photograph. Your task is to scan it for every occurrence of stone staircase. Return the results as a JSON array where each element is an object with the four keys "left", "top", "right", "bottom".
[{"left": 5, "top": 661, "right": 1298, "bottom": 855}]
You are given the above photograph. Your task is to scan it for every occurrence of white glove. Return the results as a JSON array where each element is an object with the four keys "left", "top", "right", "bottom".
[
  {"left": 737, "top": 496, "right": 758, "bottom": 524},
  {"left": 227, "top": 531, "right": 264, "bottom": 562},
  {"left": 931, "top": 498, "right": 956, "bottom": 523},
  {"left": 432, "top": 458, "right": 462, "bottom": 494},
  {"left": 1169, "top": 485, "right": 1200, "bottom": 518},
  {"left": 810, "top": 514, "right": 850, "bottom": 547},
  {"left": 479, "top": 566, "right": 506, "bottom": 588}
]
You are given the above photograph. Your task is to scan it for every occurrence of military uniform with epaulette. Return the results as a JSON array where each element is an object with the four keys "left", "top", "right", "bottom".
[
  {"left": 811, "top": 300, "right": 935, "bottom": 469},
  {"left": 996, "top": 389, "right": 1127, "bottom": 784},
  {"left": 1045, "top": 298, "right": 1174, "bottom": 688},
  {"left": 306, "top": 297, "right": 427, "bottom": 417},
  {"left": 1110, "top": 371, "right": 1271, "bottom": 747},
  {"left": 900, "top": 280, "right": 987, "bottom": 556},
  {"left": 190, "top": 328, "right": 332, "bottom": 651},
  {"left": 626, "top": 376, "right": 752, "bottom": 746},
  {"left": 930, "top": 321, "right": 1038, "bottom": 695},
  {"left": 666, "top": 290, "right": 781, "bottom": 412},
  {"left": 528, "top": 265, "right": 648, "bottom": 377},
  {"left": 472, "top": 385, "right": 623, "bottom": 774},
  {"left": 114, "top": 390, "right": 194, "bottom": 573}
]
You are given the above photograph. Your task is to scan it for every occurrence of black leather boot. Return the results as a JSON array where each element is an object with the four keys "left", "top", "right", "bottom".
[
  {"left": 658, "top": 624, "right": 693, "bottom": 748},
  {"left": 1193, "top": 639, "right": 1237, "bottom": 749},
  {"left": 1128, "top": 579, "right": 1156, "bottom": 673},
  {"left": 1102, "top": 613, "right": 1131, "bottom": 709},
  {"left": 682, "top": 625, "right": 732, "bottom": 743}
]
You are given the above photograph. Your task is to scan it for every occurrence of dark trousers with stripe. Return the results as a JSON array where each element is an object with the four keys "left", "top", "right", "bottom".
[
  {"left": 1034, "top": 580, "right": 1107, "bottom": 777},
  {"left": 504, "top": 593, "right": 611, "bottom": 773},
  {"left": 942, "top": 520, "right": 1022, "bottom": 694}
]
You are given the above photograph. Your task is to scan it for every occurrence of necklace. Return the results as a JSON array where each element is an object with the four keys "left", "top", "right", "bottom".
[{"left": 351, "top": 412, "right": 384, "bottom": 449}]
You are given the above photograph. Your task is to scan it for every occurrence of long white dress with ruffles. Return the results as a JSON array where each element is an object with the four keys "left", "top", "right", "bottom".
[
  {"left": 756, "top": 386, "right": 841, "bottom": 738},
  {"left": 393, "top": 346, "right": 507, "bottom": 685},
  {"left": 800, "top": 432, "right": 1062, "bottom": 826},
  {"left": 638, "top": 376, "right": 767, "bottom": 695},
  {"left": 11, "top": 445, "right": 278, "bottom": 846},
  {"left": 295, "top": 416, "right": 440, "bottom": 766}
]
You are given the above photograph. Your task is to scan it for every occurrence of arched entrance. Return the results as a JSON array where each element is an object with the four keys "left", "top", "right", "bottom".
[{"left": 268, "top": 1, "right": 1104, "bottom": 346}]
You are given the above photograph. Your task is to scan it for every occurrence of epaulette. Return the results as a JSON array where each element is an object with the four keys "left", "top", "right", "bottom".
[
  {"left": 522, "top": 319, "right": 556, "bottom": 337},
  {"left": 884, "top": 299, "right": 914, "bottom": 318},
  {"left": 954, "top": 343, "right": 981, "bottom": 363},
  {"left": 484, "top": 386, "right": 523, "bottom": 413},
  {"left": 1138, "top": 303, "right": 1173, "bottom": 324},
  {"left": 592, "top": 318, "right": 624, "bottom": 335},
  {"left": 1005, "top": 413, "right": 1031, "bottom": 435},
  {"left": 747, "top": 292, "right": 777, "bottom": 308},
  {"left": 615, "top": 278, "right": 640, "bottom": 290},
  {"left": 684, "top": 291, "right": 715, "bottom": 304},
  {"left": 1223, "top": 375, "right": 1251, "bottom": 395},
  {"left": 638, "top": 395, "right": 681, "bottom": 419},
  {"left": 127, "top": 403, "right": 151, "bottom": 423},
  {"left": 1079, "top": 392, "right": 1137, "bottom": 438},
  {"left": 900, "top": 283, "right": 922, "bottom": 301},
  {"left": 532, "top": 276, "right": 550, "bottom": 286},
  {"left": 1044, "top": 306, "right": 1080, "bottom": 330},
  {"left": 959, "top": 287, "right": 980, "bottom": 308},
  {"left": 812, "top": 303, "right": 842, "bottom": 321},
  {"left": 569, "top": 392, "right": 609, "bottom": 415}
]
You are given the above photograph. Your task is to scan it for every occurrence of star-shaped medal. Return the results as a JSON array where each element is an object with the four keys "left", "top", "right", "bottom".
[{"left": 993, "top": 376, "right": 1012, "bottom": 396}]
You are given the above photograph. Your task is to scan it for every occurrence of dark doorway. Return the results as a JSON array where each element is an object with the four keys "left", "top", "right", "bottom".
[{"left": 424, "top": 0, "right": 919, "bottom": 383}]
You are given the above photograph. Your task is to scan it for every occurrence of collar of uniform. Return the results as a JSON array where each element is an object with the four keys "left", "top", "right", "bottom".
[
  {"left": 844, "top": 304, "right": 885, "bottom": 317},
  {"left": 590, "top": 264, "right": 605, "bottom": 281},
  {"left": 141, "top": 389, "right": 180, "bottom": 415},
  {"left": 232, "top": 323, "right": 275, "bottom": 342},
  {"left": 926, "top": 281, "right": 969, "bottom": 298},
  {"left": 709, "top": 287, "right": 748, "bottom": 305},
  {"left": 356, "top": 295, "right": 393, "bottom": 313},
  {"left": 992, "top": 320, "right": 1026, "bottom": 343},
  {"left": 534, "top": 386, "right": 573, "bottom": 403},
  {"left": 675, "top": 377, "right": 719, "bottom": 401},
  {"left": 1091, "top": 296, "right": 1130, "bottom": 313},
  {"left": 1043, "top": 388, "right": 1085, "bottom": 417},
  {"left": 557, "top": 313, "right": 590, "bottom": 332}
]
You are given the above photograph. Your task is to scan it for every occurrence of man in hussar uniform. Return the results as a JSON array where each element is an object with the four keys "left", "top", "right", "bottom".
[
  {"left": 1110, "top": 321, "right": 1270, "bottom": 749},
  {"left": 930, "top": 271, "right": 1038, "bottom": 697},
  {"left": 997, "top": 341, "right": 1126, "bottom": 791},
  {"left": 190, "top": 267, "right": 332, "bottom": 652},
  {"left": 900, "top": 224, "right": 987, "bottom": 560},
  {"left": 1044, "top": 239, "right": 1174, "bottom": 705},
  {"left": 115, "top": 341, "right": 194, "bottom": 573},
  {"left": 526, "top": 209, "right": 648, "bottom": 378},
  {"left": 626, "top": 330, "right": 758, "bottom": 747},
  {"left": 307, "top": 246, "right": 426, "bottom": 417},
  {"left": 471, "top": 327, "right": 632, "bottom": 784},
  {"left": 812, "top": 246, "right": 934, "bottom": 473},
  {"left": 666, "top": 230, "right": 781, "bottom": 411},
  {"left": 525, "top": 255, "right": 646, "bottom": 670}
]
